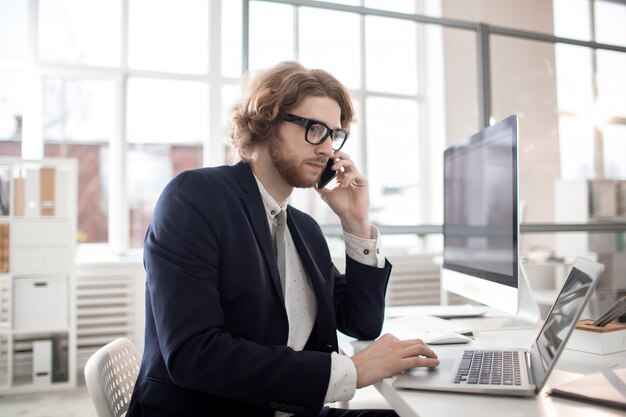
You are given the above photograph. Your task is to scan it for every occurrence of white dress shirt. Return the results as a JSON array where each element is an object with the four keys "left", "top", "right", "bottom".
[{"left": 253, "top": 177, "right": 384, "bottom": 415}]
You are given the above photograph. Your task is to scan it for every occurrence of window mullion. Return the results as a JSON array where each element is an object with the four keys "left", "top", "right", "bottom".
[
  {"left": 208, "top": 0, "right": 223, "bottom": 167},
  {"left": 111, "top": 0, "right": 130, "bottom": 253}
]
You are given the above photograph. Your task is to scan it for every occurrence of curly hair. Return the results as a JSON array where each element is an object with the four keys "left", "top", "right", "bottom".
[{"left": 229, "top": 61, "right": 355, "bottom": 161}]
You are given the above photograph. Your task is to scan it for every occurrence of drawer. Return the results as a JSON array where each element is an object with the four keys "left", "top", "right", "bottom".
[
  {"left": 0, "top": 277, "right": 9, "bottom": 328},
  {"left": 13, "top": 276, "right": 68, "bottom": 332},
  {"left": 10, "top": 248, "right": 70, "bottom": 275},
  {"left": 10, "top": 221, "right": 70, "bottom": 246}
]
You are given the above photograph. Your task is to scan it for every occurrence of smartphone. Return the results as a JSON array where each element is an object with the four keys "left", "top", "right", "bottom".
[{"left": 316, "top": 158, "right": 337, "bottom": 189}]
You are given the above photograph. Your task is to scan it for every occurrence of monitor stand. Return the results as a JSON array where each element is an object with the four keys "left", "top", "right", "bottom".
[{"left": 481, "top": 263, "right": 541, "bottom": 331}]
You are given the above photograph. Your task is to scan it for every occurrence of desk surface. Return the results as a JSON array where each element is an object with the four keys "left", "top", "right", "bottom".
[{"left": 345, "top": 311, "right": 626, "bottom": 417}]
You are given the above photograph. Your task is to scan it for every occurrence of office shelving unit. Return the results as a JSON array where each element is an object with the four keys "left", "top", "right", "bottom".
[{"left": 0, "top": 157, "right": 77, "bottom": 393}]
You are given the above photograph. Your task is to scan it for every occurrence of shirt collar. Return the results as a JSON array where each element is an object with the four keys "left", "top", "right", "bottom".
[{"left": 253, "top": 174, "right": 288, "bottom": 220}]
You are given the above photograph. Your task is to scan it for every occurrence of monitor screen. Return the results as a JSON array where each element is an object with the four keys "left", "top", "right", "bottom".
[{"left": 443, "top": 115, "right": 518, "bottom": 289}]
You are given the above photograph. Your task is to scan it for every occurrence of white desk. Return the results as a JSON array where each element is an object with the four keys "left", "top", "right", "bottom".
[{"left": 345, "top": 313, "right": 626, "bottom": 417}]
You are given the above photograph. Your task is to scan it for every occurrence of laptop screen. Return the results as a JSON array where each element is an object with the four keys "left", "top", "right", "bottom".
[{"left": 529, "top": 258, "right": 603, "bottom": 392}]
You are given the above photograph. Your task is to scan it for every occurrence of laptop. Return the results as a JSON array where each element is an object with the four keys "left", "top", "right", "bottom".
[{"left": 393, "top": 256, "right": 604, "bottom": 396}]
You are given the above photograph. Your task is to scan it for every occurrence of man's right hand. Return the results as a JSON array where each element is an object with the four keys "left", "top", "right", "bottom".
[{"left": 350, "top": 333, "right": 440, "bottom": 388}]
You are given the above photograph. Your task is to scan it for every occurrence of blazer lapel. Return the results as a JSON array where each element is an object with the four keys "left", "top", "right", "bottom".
[
  {"left": 233, "top": 162, "right": 285, "bottom": 305},
  {"left": 286, "top": 209, "right": 333, "bottom": 321}
]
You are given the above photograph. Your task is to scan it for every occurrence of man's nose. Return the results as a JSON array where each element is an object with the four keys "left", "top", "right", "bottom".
[{"left": 316, "top": 136, "right": 334, "bottom": 157}]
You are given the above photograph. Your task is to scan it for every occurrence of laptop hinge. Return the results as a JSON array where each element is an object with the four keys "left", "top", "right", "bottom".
[{"left": 524, "top": 350, "right": 534, "bottom": 385}]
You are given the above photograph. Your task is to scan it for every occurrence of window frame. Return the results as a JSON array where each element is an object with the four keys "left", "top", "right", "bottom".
[{"left": 2, "top": 0, "right": 626, "bottom": 258}]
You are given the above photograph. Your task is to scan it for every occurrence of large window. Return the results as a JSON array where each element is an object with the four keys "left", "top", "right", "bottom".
[
  {"left": 1, "top": 0, "right": 625, "bottom": 256},
  {"left": 553, "top": 0, "right": 626, "bottom": 181},
  {"left": 247, "top": 1, "right": 443, "bottom": 241},
  {"left": 0, "top": 0, "right": 234, "bottom": 252}
]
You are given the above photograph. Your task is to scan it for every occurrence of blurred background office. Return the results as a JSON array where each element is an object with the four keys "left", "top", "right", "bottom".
[{"left": 0, "top": 0, "right": 625, "bottom": 414}]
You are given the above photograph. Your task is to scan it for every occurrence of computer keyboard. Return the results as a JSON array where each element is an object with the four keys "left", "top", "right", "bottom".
[
  {"left": 385, "top": 314, "right": 474, "bottom": 344},
  {"left": 454, "top": 350, "right": 522, "bottom": 385}
]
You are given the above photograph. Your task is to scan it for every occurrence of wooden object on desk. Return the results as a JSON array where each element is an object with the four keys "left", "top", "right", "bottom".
[{"left": 576, "top": 319, "right": 626, "bottom": 333}]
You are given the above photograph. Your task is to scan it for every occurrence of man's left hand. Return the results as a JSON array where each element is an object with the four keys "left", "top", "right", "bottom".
[{"left": 317, "top": 152, "right": 371, "bottom": 239}]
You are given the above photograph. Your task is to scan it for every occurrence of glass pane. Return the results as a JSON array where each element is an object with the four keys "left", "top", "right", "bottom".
[
  {"left": 127, "top": 77, "right": 205, "bottom": 248},
  {"left": 439, "top": 26, "right": 479, "bottom": 145},
  {"left": 559, "top": 115, "right": 594, "bottom": 180},
  {"left": 222, "top": 0, "right": 242, "bottom": 78},
  {"left": 595, "top": 0, "right": 626, "bottom": 47},
  {"left": 249, "top": 2, "right": 294, "bottom": 71},
  {"left": 43, "top": 77, "right": 115, "bottom": 142},
  {"left": 553, "top": 0, "right": 591, "bottom": 40},
  {"left": 38, "top": 0, "right": 121, "bottom": 66},
  {"left": 364, "top": 0, "right": 416, "bottom": 14},
  {"left": 554, "top": 44, "right": 593, "bottom": 114},
  {"left": 128, "top": 0, "right": 208, "bottom": 74},
  {"left": 602, "top": 124, "right": 626, "bottom": 179},
  {"left": 491, "top": 35, "right": 560, "bottom": 227},
  {"left": 222, "top": 83, "right": 242, "bottom": 162},
  {"left": 299, "top": 7, "right": 360, "bottom": 90},
  {"left": 441, "top": 1, "right": 555, "bottom": 36},
  {"left": 424, "top": 24, "right": 462, "bottom": 227},
  {"left": 339, "top": 99, "right": 361, "bottom": 171},
  {"left": 127, "top": 77, "right": 208, "bottom": 144},
  {"left": 0, "top": 0, "right": 28, "bottom": 59},
  {"left": 45, "top": 142, "right": 110, "bottom": 244},
  {"left": 596, "top": 50, "right": 626, "bottom": 119},
  {"left": 365, "top": 16, "right": 417, "bottom": 94},
  {"left": 42, "top": 77, "right": 115, "bottom": 244},
  {"left": 366, "top": 97, "right": 419, "bottom": 225},
  {"left": 315, "top": 0, "right": 360, "bottom": 5},
  {"left": 127, "top": 143, "right": 202, "bottom": 248},
  {"left": 0, "top": 70, "right": 24, "bottom": 156}
]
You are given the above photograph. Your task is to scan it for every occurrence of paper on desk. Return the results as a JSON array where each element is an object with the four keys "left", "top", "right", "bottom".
[
  {"left": 548, "top": 366, "right": 626, "bottom": 410},
  {"left": 386, "top": 304, "right": 489, "bottom": 319}
]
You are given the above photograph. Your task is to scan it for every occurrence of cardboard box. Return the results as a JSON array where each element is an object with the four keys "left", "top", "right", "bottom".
[{"left": 568, "top": 319, "right": 626, "bottom": 355}]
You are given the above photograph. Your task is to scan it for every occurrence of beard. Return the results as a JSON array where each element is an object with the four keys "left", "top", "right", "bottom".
[{"left": 269, "top": 134, "right": 321, "bottom": 189}]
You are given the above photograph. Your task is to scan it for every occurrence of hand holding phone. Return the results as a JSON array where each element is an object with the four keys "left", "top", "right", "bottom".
[{"left": 316, "top": 158, "right": 338, "bottom": 189}]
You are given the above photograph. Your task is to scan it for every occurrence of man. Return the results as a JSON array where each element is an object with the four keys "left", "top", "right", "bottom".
[{"left": 127, "top": 61, "right": 439, "bottom": 417}]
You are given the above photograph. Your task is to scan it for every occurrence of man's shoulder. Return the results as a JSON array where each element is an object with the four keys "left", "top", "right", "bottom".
[{"left": 172, "top": 163, "right": 243, "bottom": 188}]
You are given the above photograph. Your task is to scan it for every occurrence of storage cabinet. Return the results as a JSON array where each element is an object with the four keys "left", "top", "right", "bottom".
[
  {"left": 13, "top": 276, "right": 68, "bottom": 333},
  {"left": 0, "top": 157, "right": 77, "bottom": 393}
]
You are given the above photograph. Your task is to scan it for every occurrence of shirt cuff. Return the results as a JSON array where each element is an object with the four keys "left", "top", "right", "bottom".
[
  {"left": 344, "top": 225, "right": 385, "bottom": 268},
  {"left": 324, "top": 352, "right": 357, "bottom": 404}
]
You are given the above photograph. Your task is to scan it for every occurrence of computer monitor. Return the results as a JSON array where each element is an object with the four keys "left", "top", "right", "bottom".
[{"left": 441, "top": 114, "right": 539, "bottom": 329}]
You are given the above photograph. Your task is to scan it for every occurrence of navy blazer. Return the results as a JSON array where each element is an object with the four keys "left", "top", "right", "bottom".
[{"left": 128, "top": 161, "right": 392, "bottom": 417}]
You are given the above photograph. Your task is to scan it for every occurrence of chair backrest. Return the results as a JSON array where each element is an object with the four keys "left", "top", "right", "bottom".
[{"left": 84, "top": 338, "right": 141, "bottom": 417}]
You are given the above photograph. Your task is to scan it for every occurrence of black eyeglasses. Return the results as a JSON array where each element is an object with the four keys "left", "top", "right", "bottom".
[{"left": 283, "top": 113, "right": 349, "bottom": 151}]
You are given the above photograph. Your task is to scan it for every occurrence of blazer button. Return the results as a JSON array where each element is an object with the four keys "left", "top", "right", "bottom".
[
  {"left": 287, "top": 404, "right": 297, "bottom": 413},
  {"left": 296, "top": 406, "right": 305, "bottom": 413},
  {"left": 270, "top": 401, "right": 278, "bottom": 408}
]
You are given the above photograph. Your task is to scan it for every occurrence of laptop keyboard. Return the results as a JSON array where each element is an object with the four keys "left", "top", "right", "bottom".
[{"left": 454, "top": 350, "right": 522, "bottom": 385}]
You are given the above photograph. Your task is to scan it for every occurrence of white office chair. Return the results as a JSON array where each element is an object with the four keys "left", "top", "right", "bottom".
[{"left": 84, "top": 338, "right": 141, "bottom": 417}]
